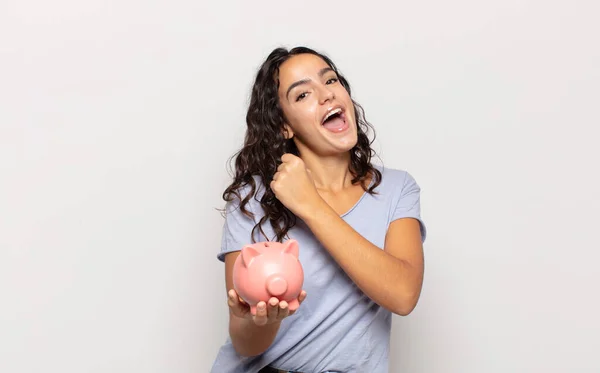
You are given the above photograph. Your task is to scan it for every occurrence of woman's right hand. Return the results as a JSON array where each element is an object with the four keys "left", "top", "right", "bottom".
[{"left": 227, "top": 289, "right": 307, "bottom": 326}]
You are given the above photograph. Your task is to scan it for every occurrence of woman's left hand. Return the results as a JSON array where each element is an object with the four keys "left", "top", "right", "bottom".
[{"left": 270, "top": 153, "right": 324, "bottom": 219}]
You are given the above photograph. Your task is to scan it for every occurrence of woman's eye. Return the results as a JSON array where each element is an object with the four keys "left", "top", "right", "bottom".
[
  {"left": 296, "top": 92, "right": 308, "bottom": 102},
  {"left": 326, "top": 78, "right": 338, "bottom": 84}
]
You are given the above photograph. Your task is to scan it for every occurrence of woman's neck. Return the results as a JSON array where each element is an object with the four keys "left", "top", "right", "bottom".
[{"left": 299, "top": 151, "right": 354, "bottom": 193}]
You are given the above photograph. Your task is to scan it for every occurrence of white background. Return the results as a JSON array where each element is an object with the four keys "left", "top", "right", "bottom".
[{"left": 1, "top": 0, "right": 599, "bottom": 372}]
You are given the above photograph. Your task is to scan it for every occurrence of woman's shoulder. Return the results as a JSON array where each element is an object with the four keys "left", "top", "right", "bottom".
[{"left": 372, "top": 163, "right": 419, "bottom": 190}]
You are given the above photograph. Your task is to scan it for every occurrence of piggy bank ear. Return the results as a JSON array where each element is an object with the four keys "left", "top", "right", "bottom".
[
  {"left": 282, "top": 239, "right": 299, "bottom": 258},
  {"left": 241, "top": 245, "right": 261, "bottom": 267}
]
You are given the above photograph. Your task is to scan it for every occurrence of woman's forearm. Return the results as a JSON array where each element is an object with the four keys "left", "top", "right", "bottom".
[
  {"left": 229, "top": 316, "right": 281, "bottom": 357},
  {"left": 301, "top": 202, "right": 423, "bottom": 315}
]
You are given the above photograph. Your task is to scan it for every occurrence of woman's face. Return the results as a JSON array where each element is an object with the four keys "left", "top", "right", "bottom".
[{"left": 277, "top": 53, "right": 357, "bottom": 156}]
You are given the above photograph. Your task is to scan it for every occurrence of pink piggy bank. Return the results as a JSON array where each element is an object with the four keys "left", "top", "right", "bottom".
[{"left": 233, "top": 239, "right": 304, "bottom": 315}]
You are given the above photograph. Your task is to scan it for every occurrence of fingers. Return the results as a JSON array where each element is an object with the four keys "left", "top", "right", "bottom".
[
  {"left": 276, "top": 300, "right": 290, "bottom": 320},
  {"left": 298, "top": 290, "right": 307, "bottom": 304},
  {"left": 272, "top": 154, "right": 305, "bottom": 186},
  {"left": 281, "top": 153, "right": 299, "bottom": 164},
  {"left": 228, "top": 290, "right": 308, "bottom": 325},
  {"left": 228, "top": 289, "right": 248, "bottom": 317},
  {"left": 270, "top": 178, "right": 279, "bottom": 193},
  {"left": 267, "top": 297, "right": 282, "bottom": 323},
  {"left": 273, "top": 163, "right": 287, "bottom": 180},
  {"left": 270, "top": 170, "right": 286, "bottom": 192},
  {"left": 257, "top": 298, "right": 289, "bottom": 324},
  {"left": 227, "top": 290, "right": 238, "bottom": 308},
  {"left": 253, "top": 301, "right": 268, "bottom": 326},
  {"left": 227, "top": 289, "right": 238, "bottom": 308},
  {"left": 288, "top": 290, "right": 307, "bottom": 316}
]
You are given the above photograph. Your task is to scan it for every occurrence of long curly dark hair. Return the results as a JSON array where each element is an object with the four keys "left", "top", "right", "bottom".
[{"left": 223, "top": 46, "right": 382, "bottom": 242}]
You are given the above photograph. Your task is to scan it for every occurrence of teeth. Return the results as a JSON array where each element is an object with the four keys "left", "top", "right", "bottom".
[{"left": 323, "top": 108, "right": 342, "bottom": 122}]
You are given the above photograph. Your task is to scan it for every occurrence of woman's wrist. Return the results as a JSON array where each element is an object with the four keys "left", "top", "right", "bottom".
[
  {"left": 230, "top": 316, "right": 281, "bottom": 356},
  {"left": 298, "top": 197, "right": 332, "bottom": 222}
]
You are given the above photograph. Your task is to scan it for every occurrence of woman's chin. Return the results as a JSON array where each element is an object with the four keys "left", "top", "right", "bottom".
[
  {"left": 333, "top": 129, "right": 358, "bottom": 149},
  {"left": 326, "top": 135, "right": 359, "bottom": 155}
]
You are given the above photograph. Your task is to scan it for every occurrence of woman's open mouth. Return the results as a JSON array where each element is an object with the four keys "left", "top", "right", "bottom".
[{"left": 321, "top": 108, "right": 349, "bottom": 133}]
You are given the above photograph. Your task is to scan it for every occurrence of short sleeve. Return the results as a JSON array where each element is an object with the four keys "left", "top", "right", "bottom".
[
  {"left": 391, "top": 172, "right": 427, "bottom": 242},
  {"left": 216, "top": 183, "right": 265, "bottom": 262}
]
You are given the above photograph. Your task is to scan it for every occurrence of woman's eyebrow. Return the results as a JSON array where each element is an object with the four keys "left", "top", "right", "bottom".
[
  {"left": 286, "top": 78, "right": 310, "bottom": 99},
  {"left": 285, "top": 67, "right": 335, "bottom": 100}
]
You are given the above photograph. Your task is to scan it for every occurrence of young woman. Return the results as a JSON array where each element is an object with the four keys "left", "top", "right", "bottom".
[{"left": 210, "top": 46, "right": 426, "bottom": 373}]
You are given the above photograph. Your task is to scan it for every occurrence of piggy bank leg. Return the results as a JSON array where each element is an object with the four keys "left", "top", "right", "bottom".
[
  {"left": 250, "top": 305, "right": 258, "bottom": 316},
  {"left": 287, "top": 298, "right": 300, "bottom": 312}
]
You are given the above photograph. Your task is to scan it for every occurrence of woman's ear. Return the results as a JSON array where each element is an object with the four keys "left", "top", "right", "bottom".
[{"left": 283, "top": 124, "right": 294, "bottom": 139}]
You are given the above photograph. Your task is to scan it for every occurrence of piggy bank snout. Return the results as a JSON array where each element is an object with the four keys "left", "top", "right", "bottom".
[{"left": 266, "top": 275, "right": 288, "bottom": 296}]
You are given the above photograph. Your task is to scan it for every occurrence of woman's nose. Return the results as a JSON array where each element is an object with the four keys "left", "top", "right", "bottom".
[{"left": 318, "top": 85, "right": 335, "bottom": 103}]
